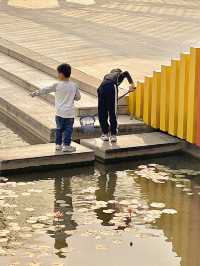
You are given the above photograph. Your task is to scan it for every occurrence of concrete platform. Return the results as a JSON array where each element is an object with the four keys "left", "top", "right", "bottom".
[
  {"left": 0, "top": 142, "right": 95, "bottom": 173},
  {"left": 81, "top": 132, "right": 184, "bottom": 162}
]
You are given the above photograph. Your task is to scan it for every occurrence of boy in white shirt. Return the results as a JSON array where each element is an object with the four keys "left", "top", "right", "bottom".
[{"left": 32, "top": 63, "right": 81, "bottom": 152}]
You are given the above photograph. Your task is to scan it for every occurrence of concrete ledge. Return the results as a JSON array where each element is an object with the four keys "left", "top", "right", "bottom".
[
  {"left": 0, "top": 142, "right": 95, "bottom": 173},
  {"left": 184, "top": 143, "right": 200, "bottom": 159},
  {"left": 0, "top": 37, "right": 128, "bottom": 104},
  {"left": 0, "top": 37, "right": 100, "bottom": 97},
  {"left": 0, "top": 97, "right": 53, "bottom": 143},
  {"left": 81, "top": 132, "right": 184, "bottom": 162}
]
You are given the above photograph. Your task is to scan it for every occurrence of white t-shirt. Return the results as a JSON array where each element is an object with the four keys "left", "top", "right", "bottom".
[{"left": 38, "top": 80, "right": 81, "bottom": 118}]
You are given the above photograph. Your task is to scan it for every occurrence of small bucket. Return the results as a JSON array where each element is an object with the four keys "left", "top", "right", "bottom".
[{"left": 80, "top": 115, "right": 96, "bottom": 133}]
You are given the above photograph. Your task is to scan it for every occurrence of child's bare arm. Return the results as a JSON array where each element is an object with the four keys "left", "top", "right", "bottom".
[
  {"left": 31, "top": 83, "right": 57, "bottom": 97},
  {"left": 74, "top": 86, "right": 81, "bottom": 101}
]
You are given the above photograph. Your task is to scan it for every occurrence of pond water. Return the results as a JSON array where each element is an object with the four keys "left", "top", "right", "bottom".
[{"left": 0, "top": 154, "right": 199, "bottom": 266}]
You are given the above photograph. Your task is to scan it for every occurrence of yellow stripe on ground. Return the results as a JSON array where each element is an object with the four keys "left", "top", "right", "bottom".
[{"left": 8, "top": 0, "right": 58, "bottom": 8}]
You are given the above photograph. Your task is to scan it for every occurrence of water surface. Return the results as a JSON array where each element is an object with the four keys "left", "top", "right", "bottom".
[{"left": 0, "top": 154, "right": 199, "bottom": 266}]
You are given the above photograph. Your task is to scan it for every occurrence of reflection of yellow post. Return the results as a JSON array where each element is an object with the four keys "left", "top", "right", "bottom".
[
  {"left": 187, "top": 48, "right": 200, "bottom": 143},
  {"left": 160, "top": 65, "right": 171, "bottom": 132},
  {"left": 135, "top": 81, "right": 144, "bottom": 119},
  {"left": 177, "top": 54, "right": 190, "bottom": 139},
  {"left": 168, "top": 60, "right": 180, "bottom": 136},
  {"left": 128, "top": 91, "right": 136, "bottom": 118},
  {"left": 151, "top": 71, "right": 161, "bottom": 128},
  {"left": 143, "top": 76, "right": 152, "bottom": 125}
]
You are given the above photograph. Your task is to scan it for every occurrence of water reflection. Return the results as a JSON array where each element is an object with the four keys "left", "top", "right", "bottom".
[
  {"left": 136, "top": 176, "right": 200, "bottom": 266},
  {"left": 1, "top": 155, "right": 200, "bottom": 265},
  {"left": 95, "top": 171, "right": 117, "bottom": 226},
  {"left": 48, "top": 177, "right": 77, "bottom": 257}
]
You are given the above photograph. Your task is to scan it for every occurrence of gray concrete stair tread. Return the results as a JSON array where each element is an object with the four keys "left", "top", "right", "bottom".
[
  {"left": 0, "top": 38, "right": 128, "bottom": 102},
  {"left": 81, "top": 132, "right": 183, "bottom": 161},
  {"left": 0, "top": 142, "right": 95, "bottom": 172},
  {"left": 0, "top": 75, "right": 55, "bottom": 129},
  {"left": 0, "top": 52, "right": 98, "bottom": 109}
]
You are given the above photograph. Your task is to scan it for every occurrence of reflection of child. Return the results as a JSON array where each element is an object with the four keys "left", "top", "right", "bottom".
[
  {"left": 32, "top": 63, "right": 81, "bottom": 152},
  {"left": 97, "top": 69, "right": 135, "bottom": 142}
]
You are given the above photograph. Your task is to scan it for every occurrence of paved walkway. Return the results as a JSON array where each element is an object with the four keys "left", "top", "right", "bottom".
[{"left": 0, "top": 0, "right": 200, "bottom": 81}]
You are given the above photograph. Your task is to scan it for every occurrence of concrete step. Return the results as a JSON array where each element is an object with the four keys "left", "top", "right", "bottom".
[
  {"left": 0, "top": 51, "right": 102, "bottom": 116},
  {"left": 0, "top": 75, "right": 150, "bottom": 142},
  {"left": 0, "top": 75, "right": 55, "bottom": 143},
  {"left": 0, "top": 51, "right": 128, "bottom": 116},
  {"left": 0, "top": 142, "right": 95, "bottom": 174},
  {"left": 81, "top": 132, "right": 184, "bottom": 162},
  {"left": 0, "top": 37, "right": 128, "bottom": 106}
]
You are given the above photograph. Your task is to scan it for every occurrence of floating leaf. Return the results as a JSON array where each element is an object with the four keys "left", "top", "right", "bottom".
[
  {"left": 176, "top": 184, "right": 185, "bottom": 188},
  {"left": 25, "top": 208, "right": 34, "bottom": 212},
  {"left": 103, "top": 209, "right": 115, "bottom": 214},
  {"left": 21, "top": 192, "right": 30, "bottom": 196},
  {"left": 0, "top": 238, "right": 8, "bottom": 243},
  {"left": 150, "top": 203, "right": 165, "bottom": 209},
  {"left": 162, "top": 209, "right": 177, "bottom": 215},
  {"left": 96, "top": 244, "right": 107, "bottom": 250}
]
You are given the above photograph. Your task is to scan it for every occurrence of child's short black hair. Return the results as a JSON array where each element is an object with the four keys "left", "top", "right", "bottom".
[{"left": 57, "top": 63, "right": 71, "bottom": 78}]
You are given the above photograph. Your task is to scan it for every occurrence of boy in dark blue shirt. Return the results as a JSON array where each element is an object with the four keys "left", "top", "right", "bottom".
[{"left": 97, "top": 69, "right": 135, "bottom": 142}]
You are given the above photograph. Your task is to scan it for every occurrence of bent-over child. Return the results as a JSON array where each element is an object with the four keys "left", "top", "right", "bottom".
[{"left": 97, "top": 69, "right": 135, "bottom": 143}]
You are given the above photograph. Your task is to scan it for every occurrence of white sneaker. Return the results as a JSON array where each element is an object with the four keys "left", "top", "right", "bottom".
[
  {"left": 101, "top": 134, "right": 109, "bottom": 141},
  {"left": 55, "top": 145, "right": 62, "bottom": 151},
  {"left": 110, "top": 135, "right": 117, "bottom": 143},
  {"left": 62, "top": 146, "right": 76, "bottom": 153}
]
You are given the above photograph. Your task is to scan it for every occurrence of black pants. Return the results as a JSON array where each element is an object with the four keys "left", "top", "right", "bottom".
[{"left": 98, "top": 83, "right": 118, "bottom": 135}]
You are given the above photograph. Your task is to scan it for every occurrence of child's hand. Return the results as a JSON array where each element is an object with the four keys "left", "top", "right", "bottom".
[{"left": 31, "top": 91, "right": 39, "bottom": 97}]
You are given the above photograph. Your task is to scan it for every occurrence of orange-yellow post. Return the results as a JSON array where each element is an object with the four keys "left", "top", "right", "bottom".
[
  {"left": 143, "top": 76, "right": 153, "bottom": 125},
  {"left": 151, "top": 71, "right": 161, "bottom": 128},
  {"left": 168, "top": 59, "right": 180, "bottom": 136},
  {"left": 135, "top": 81, "right": 144, "bottom": 119},
  {"left": 128, "top": 90, "right": 136, "bottom": 118},
  {"left": 160, "top": 65, "right": 171, "bottom": 132},
  {"left": 187, "top": 47, "right": 200, "bottom": 143},
  {"left": 177, "top": 54, "right": 190, "bottom": 139}
]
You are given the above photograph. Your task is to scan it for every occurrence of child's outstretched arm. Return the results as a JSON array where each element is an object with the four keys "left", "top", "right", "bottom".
[
  {"left": 31, "top": 83, "right": 57, "bottom": 97},
  {"left": 74, "top": 85, "right": 81, "bottom": 101}
]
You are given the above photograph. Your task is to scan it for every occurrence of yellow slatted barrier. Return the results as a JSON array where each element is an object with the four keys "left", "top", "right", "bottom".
[
  {"left": 143, "top": 76, "right": 152, "bottom": 125},
  {"left": 177, "top": 54, "right": 190, "bottom": 139},
  {"left": 168, "top": 60, "right": 180, "bottom": 136},
  {"left": 135, "top": 81, "right": 144, "bottom": 119},
  {"left": 128, "top": 46, "right": 200, "bottom": 145},
  {"left": 151, "top": 71, "right": 161, "bottom": 128},
  {"left": 160, "top": 65, "right": 171, "bottom": 132},
  {"left": 186, "top": 47, "right": 200, "bottom": 143}
]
